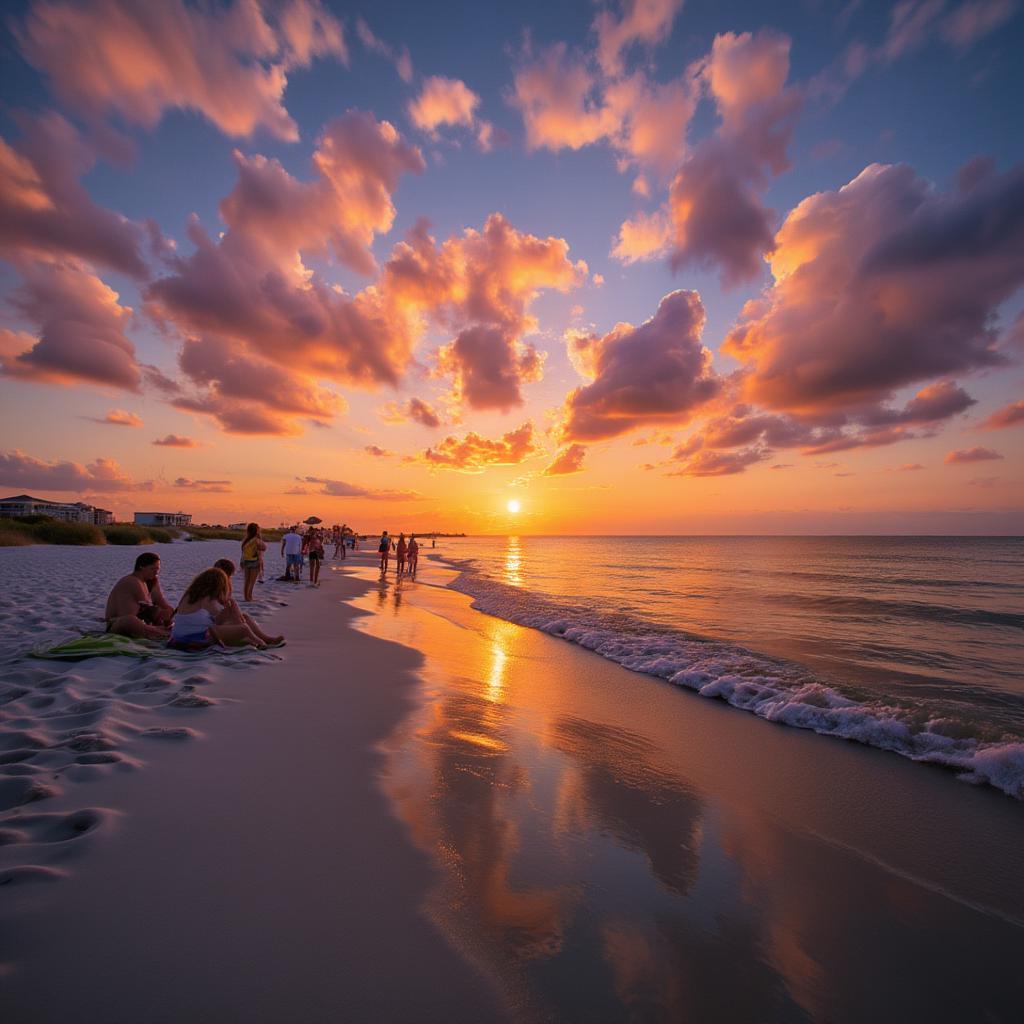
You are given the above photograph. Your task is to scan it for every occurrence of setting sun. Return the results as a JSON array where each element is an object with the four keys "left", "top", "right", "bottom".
[{"left": 506, "top": 500, "right": 521, "bottom": 514}]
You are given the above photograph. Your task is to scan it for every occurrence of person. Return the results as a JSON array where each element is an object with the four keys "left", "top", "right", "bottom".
[
  {"left": 212, "top": 560, "right": 285, "bottom": 646},
  {"left": 169, "top": 568, "right": 267, "bottom": 650},
  {"left": 240, "top": 522, "right": 262, "bottom": 601},
  {"left": 104, "top": 552, "right": 175, "bottom": 639},
  {"left": 332, "top": 525, "right": 343, "bottom": 559},
  {"left": 336, "top": 523, "right": 347, "bottom": 560},
  {"left": 395, "top": 533, "right": 407, "bottom": 576},
  {"left": 407, "top": 534, "right": 419, "bottom": 576},
  {"left": 378, "top": 530, "right": 391, "bottom": 575},
  {"left": 281, "top": 525, "right": 303, "bottom": 582},
  {"left": 306, "top": 528, "right": 324, "bottom": 587}
]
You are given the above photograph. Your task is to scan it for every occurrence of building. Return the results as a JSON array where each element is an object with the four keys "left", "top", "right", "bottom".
[
  {"left": 0, "top": 494, "right": 113, "bottom": 524},
  {"left": 134, "top": 511, "right": 192, "bottom": 527}
]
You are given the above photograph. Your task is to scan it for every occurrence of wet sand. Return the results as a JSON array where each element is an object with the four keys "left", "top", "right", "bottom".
[{"left": 2, "top": 545, "right": 1022, "bottom": 1022}]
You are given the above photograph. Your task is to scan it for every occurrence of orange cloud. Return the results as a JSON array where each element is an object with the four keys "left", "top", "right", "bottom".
[
  {"left": 979, "top": 400, "right": 1024, "bottom": 429},
  {"left": 945, "top": 446, "right": 1003, "bottom": 464},
  {"left": 95, "top": 409, "right": 142, "bottom": 427},
  {"left": 292, "top": 476, "right": 420, "bottom": 500},
  {"left": 173, "top": 477, "right": 232, "bottom": 493},
  {"left": 593, "top": 0, "right": 684, "bottom": 76},
  {"left": 612, "top": 209, "right": 670, "bottom": 264},
  {"left": 355, "top": 18, "right": 413, "bottom": 82},
  {"left": 15, "top": 0, "right": 346, "bottom": 142},
  {"left": 543, "top": 443, "right": 587, "bottom": 475},
  {"left": 379, "top": 396, "right": 443, "bottom": 428},
  {"left": 415, "top": 422, "right": 538, "bottom": 472}
]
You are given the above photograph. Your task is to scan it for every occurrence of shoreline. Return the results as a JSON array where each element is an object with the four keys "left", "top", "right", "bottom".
[{"left": 2, "top": 544, "right": 1022, "bottom": 1021}]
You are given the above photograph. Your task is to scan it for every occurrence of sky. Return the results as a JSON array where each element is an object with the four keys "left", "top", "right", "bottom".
[{"left": 0, "top": 0, "right": 1022, "bottom": 534}]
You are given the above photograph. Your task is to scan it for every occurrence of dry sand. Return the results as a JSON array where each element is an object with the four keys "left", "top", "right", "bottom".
[{"left": 2, "top": 542, "right": 1022, "bottom": 1022}]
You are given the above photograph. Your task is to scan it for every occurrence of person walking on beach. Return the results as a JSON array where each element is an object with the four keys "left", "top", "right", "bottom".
[
  {"left": 281, "top": 525, "right": 303, "bottom": 582},
  {"left": 396, "top": 533, "right": 407, "bottom": 576},
  {"left": 240, "top": 522, "right": 262, "bottom": 602},
  {"left": 169, "top": 568, "right": 267, "bottom": 650},
  {"left": 408, "top": 534, "right": 419, "bottom": 577},
  {"left": 378, "top": 530, "right": 392, "bottom": 575},
  {"left": 307, "top": 528, "right": 324, "bottom": 587},
  {"left": 103, "top": 552, "right": 175, "bottom": 639}
]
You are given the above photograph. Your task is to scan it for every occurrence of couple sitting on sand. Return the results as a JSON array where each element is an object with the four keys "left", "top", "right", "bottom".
[{"left": 104, "top": 552, "right": 284, "bottom": 650}]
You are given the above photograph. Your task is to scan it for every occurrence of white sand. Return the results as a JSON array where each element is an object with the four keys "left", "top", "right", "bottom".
[{"left": 2, "top": 542, "right": 1022, "bottom": 1022}]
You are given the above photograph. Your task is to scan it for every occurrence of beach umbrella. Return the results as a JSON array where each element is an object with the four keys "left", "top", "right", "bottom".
[{"left": 304, "top": 516, "right": 322, "bottom": 525}]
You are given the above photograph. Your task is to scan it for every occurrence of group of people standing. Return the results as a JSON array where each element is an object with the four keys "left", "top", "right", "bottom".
[
  {"left": 274, "top": 524, "right": 352, "bottom": 587},
  {"left": 377, "top": 531, "right": 419, "bottom": 577}
]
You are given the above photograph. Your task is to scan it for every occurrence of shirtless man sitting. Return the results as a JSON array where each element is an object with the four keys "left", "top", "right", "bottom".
[{"left": 104, "top": 552, "right": 175, "bottom": 639}]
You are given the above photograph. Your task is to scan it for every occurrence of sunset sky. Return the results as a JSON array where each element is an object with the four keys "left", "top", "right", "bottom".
[{"left": 1, "top": 0, "right": 1022, "bottom": 533}]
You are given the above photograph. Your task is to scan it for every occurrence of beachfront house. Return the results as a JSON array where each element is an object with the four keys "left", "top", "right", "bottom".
[
  {"left": 0, "top": 494, "right": 114, "bottom": 524},
  {"left": 134, "top": 511, "right": 193, "bottom": 527}
]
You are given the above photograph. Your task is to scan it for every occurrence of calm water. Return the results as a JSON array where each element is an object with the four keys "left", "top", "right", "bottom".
[{"left": 437, "top": 536, "right": 1024, "bottom": 797}]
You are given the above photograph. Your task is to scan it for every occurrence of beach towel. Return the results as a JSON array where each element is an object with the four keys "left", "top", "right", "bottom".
[{"left": 29, "top": 632, "right": 258, "bottom": 661}]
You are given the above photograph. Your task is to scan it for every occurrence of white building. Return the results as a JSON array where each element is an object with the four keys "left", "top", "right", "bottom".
[
  {"left": 0, "top": 494, "right": 113, "bottom": 524},
  {"left": 134, "top": 511, "right": 192, "bottom": 527}
]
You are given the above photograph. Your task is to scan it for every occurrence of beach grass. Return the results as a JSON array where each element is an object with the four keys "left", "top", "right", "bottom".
[{"left": 0, "top": 517, "right": 180, "bottom": 546}]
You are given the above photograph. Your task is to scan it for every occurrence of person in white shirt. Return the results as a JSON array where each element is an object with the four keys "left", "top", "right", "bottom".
[{"left": 280, "top": 526, "right": 304, "bottom": 582}]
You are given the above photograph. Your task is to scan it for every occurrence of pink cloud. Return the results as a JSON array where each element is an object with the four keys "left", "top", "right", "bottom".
[
  {"left": 612, "top": 209, "right": 670, "bottom": 264},
  {"left": 724, "top": 162, "right": 1023, "bottom": 415},
  {"left": 543, "top": 443, "right": 587, "bottom": 476},
  {"left": 882, "top": 0, "right": 946, "bottom": 61},
  {"left": 593, "top": 0, "right": 684, "bottom": 77},
  {"left": 979, "top": 400, "right": 1024, "bottom": 429},
  {"left": 942, "top": 1, "right": 1018, "bottom": 48},
  {"left": 2, "top": 258, "right": 140, "bottom": 390},
  {"left": 0, "top": 112, "right": 146, "bottom": 275},
  {"left": 435, "top": 326, "right": 545, "bottom": 411},
  {"left": 379, "top": 396, "right": 443, "bottom": 429},
  {"left": 415, "top": 422, "right": 538, "bottom": 472},
  {"left": 15, "top": 0, "right": 346, "bottom": 142},
  {"left": 152, "top": 434, "right": 197, "bottom": 448},
  {"left": 293, "top": 476, "right": 420, "bottom": 500},
  {"left": 408, "top": 76, "right": 481, "bottom": 136},
  {"left": 0, "top": 449, "right": 148, "bottom": 492},
  {"left": 668, "top": 30, "right": 802, "bottom": 285},
  {"left": 93, "top": 409, "right": 142, "bottom": 427},
  {"left": 561, "top": 290, "right": 719, "bottom": 441},
  {"left": 944, "top": 446, "right": 1003, "bottom": 464},
  {"left": 355, "top": 18, "right": 413, "bottom": 83},
  {"left": 668, "top": 446, "right": 769, "bottom": 477},
  {"left": 364, "top": 445, "right": 393, "bottom": 457}
]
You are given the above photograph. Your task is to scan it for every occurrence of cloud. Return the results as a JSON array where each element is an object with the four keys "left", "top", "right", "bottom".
[
  {"left": 667, "top": 30, "right": 801, "bottom": 285},
  {"left": 93, "top": 409, "right": 142, "bottom": 427},
  {"left": 899, "top": 463, "right": 925, "bottom": 471},
  {"left": 414, "top": 422, "right": 538, "bottom": 472},
  {"left": 724, "top": 161, "right": 1023, "bottom": 415},
  {"left": 1, "top": 258, "right": 140, "bottom": 390},
  {"left": 668, "top": 446, "right": 770, "bottom": 477},
  {"left": 408, "top": 76, "right": 482, "bottom": 138},
  {"left": 173, "top": 477, "right": 232, "bottom": 493},
  {"left": 14, "top": 0, "right": 347, "bottom": 142},
  {"left": 293, "top": 476, "right": 420, "bottom": 500},
  {"left": 881, "top": 0, "right": 946, "bottom": 61},
  {"left": 435, "top": 326, "right": 545, "bottom": 411},
  {"left": 560, "top": 290, "right": 719, "bottom": 441},
  {"left": 379, "top": 396, "right": 443, "bottom": 429},
  {"left": 944, "top": 446, "right": 1003, "bottom": 464},
  {"left": 978, "top": 400, "right": 1024, "bottom": 429},
  {"left": 593, "top": 0, "right": 684, "bottom": 77},
  {"left": 943, "top": 0, "right": 1019, "bottom": 47},
  {"left": 612, "top": 209, "right": 671, "bottom": 264},
  {"left": 152, "top": 434, "right": 197, "bottom": 448},
  {"left": 543, "top": 443, "right": 587, "bottom": 475},
  {"left": 355, "top": 18, "right": 413, "bottom": 82},
  {"left": 0, "top": 449, "right": 147, "bottom": 492},
  {"left": 0, "top": 112, "right": 147, "bottom": 275},
  {"left": 364, "top": 444, "right": 393, "bottom": 457}
]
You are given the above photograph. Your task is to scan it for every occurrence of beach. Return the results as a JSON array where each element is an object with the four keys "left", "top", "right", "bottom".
[{"left": 2, "top": 541, "right": 1023, "bottom": 1022}]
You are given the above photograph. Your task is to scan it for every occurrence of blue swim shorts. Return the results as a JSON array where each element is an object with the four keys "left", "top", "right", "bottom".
[{"left": 286, "top": 553, "right": 303, "bottom": 567}]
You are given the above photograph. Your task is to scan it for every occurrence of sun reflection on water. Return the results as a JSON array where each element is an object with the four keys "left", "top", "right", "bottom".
[{"left": 504, "top": 535, "right": 522, "bottom": 587}]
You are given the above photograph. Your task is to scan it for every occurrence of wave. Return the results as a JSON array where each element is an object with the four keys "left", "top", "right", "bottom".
[{"left": 447, "top": 568, "right": 1024, "bottom": 800}]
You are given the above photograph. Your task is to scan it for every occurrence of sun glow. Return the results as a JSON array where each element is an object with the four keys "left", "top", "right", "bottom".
[{"left": 507, "top": 499, "right": 521, "bottom": 514}]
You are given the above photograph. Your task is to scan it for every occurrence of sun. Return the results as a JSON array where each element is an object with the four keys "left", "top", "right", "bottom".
[{"left": 506, "top": 499, "right": 521, "bottom": 514}]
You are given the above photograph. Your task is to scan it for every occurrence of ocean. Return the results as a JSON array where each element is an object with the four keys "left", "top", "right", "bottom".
[{"left": 437, "top": 536, "right": 1024, "bottom": 798}]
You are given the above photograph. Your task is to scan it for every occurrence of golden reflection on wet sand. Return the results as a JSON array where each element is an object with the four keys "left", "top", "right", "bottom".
[{"left": 350, "top": 545, "right": 1024, "bottom": 1023}]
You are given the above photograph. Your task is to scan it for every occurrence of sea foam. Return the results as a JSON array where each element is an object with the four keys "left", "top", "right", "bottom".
[{"left": 448, "top": 567, "right": 1024, "bottom": 800}]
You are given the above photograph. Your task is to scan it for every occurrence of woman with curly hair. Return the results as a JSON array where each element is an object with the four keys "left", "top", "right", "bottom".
[{"left": 169, "top": 568, "right": 267, "bottom": 650}]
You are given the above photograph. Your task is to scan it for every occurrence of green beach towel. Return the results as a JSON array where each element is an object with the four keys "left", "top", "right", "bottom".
[{"left": 30, "top": 632, "right": 264, "bottom": 661}]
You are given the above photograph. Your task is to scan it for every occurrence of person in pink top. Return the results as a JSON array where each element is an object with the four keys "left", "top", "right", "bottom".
[{"left": 395, "top": 533, "right": 407, "bottom": 576}]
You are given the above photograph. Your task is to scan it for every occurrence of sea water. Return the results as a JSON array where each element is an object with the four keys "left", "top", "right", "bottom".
[{"left": 437, "top": 536, "right": 1024, "bottom": 797}]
